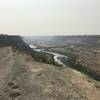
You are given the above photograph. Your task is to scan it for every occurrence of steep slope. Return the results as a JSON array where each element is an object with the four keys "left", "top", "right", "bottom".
[{"left": 0, "top": 47, "right": 100, "bottom": 100}]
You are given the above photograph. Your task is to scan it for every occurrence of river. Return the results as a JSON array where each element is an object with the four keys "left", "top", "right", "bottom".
[{"left": 29, "top": 45, "right": 68, "bottom": 66}]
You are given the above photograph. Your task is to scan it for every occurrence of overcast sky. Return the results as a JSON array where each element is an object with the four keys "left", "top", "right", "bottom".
[{"left": 0, "top": 0, "right": 99, "bottom": 36}]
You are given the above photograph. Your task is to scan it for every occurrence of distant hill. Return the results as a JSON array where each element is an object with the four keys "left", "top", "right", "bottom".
[
  {"left": 23, "top": 35, "right": 100, "bottom": 47},
  {"left": 52, "top": 35, "right": 100, "bottom": 47}
]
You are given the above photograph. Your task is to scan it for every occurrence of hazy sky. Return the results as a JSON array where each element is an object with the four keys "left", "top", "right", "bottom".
[{"left": 0, "top": 0, "right": 99, "bottom": 36}]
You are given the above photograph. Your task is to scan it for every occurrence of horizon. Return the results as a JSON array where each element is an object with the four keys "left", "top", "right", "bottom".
[
  {"left": 3, "top": 33, "right": 100, "bottom": 36},
  {"left": 0, "top": 33, "right": 100, "bottom": 37}
]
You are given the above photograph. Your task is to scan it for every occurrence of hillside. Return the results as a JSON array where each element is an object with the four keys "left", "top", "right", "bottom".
[{"left": 0, "top": 47, "right": 100, "bottom": 100}]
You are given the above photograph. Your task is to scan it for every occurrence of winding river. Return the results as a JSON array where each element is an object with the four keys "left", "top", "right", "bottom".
[{"left": 29, "top": 45, "right": 68, "bottom": 66}]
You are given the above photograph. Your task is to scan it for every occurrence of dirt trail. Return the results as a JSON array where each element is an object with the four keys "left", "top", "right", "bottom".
[{"left": 0, "top": 47, "right": 100, "bottom": 100}]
